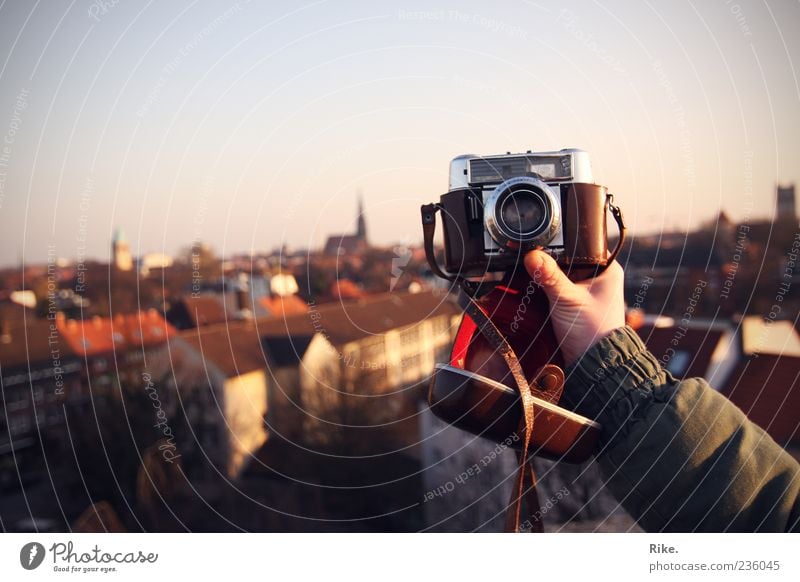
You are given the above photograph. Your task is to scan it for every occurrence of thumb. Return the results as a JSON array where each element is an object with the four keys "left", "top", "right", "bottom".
[{"left": 524, "top": 250, "right": 576, "bottom": 300}]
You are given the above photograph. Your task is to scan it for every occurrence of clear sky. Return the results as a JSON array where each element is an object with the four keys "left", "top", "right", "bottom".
[{"left": 0, "top": 0, "right": 798, "bottom": 266}]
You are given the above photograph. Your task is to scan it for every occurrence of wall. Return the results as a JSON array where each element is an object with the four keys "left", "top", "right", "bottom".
[{"left": 223, "top": 369, "right": 268, "bottom": 478}]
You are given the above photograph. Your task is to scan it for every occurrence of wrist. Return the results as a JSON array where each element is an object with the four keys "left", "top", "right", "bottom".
[
  {"left": 560, "top": 326, "right": 663, "bottom": 422},
  {"left": 563, "top": 325, "right": 623, "bottom": 367}
]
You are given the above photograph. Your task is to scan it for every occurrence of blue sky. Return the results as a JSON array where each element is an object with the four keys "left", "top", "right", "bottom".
[{"left": 0, "top": 0, "right": 798, "bottom": 266}]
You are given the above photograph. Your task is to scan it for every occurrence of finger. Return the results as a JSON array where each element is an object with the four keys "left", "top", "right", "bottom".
[{"left": 524, "top": 250, "right": 577, "bottom": 299}]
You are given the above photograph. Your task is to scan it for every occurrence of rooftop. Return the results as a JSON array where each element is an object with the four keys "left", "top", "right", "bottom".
[
  {"left": 178, "top": 322, "right": 267, "bottom": 378},
  {"left": 722, "top": 353, "right": 800, "bottom": 446},
  {"left": 176, "top": 290, "right": 458, "bottom": 376},
  {"left": 740, "top": 317, "right": 800, "bottom": 357},
  {"left": 256, "top": 290, "right": 458, "bottom": 346},
  {"left": 57, "top": 310, "right": 176, "bottom": 357}
]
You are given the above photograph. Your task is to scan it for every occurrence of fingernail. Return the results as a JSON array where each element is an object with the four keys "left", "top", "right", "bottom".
[{"left": 526, "top": 251, "right": 543, "bottom": 272}]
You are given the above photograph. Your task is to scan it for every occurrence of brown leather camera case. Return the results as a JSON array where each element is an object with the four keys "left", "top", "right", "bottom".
[{"left": 429, "top": 364, "right": 600, "bottom": 463}]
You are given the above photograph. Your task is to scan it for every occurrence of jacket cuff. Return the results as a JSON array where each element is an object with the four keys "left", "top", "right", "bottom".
[{"left": 561, "top": 325, "right": 664, "bottom": 423}]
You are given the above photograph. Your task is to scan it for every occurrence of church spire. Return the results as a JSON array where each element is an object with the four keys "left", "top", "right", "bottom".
[{"left": 356, "top": 192, "right": 367, "bottom": 242}]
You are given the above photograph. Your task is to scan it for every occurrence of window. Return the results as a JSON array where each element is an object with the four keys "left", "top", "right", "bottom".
[
  {"left": 359, "top": 337, "right": 386, "bottom": 364},
  {"left": 399, "top": 326, "right": 420, "bottom": 346},
  {"left": 432, "top": 316, "right": 451, "bottom": 338},
  {"left": 400, "top": 353, "right": 423, "bottom": 382}
]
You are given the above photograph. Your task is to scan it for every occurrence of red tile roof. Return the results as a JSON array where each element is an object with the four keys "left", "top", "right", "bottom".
[
  {"left": 330, "top": 279, "right": 364, "bottom": 301},
  {"left": 178, "top": 321, "right": 266, "bottom": 378},
  {"left": 259, "top": 295, "right": 308, "bottom": 318},
  {"left": 722, "top": 354, "right": 800, "bottom": 446},
  {"left": 180, "top": 295, "right": 229, "bottom": 327},
  {"left": 57, "top": 310, "right": 175, "bottom": 357}
]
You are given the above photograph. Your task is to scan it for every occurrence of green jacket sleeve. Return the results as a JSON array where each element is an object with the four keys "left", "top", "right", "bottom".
[{"left": 561, "top": 325, "right": 800, "bottom": 532}]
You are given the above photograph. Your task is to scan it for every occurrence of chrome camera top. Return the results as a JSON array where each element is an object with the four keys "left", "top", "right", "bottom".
[{"left": 448, "top": 148, "right": 593, "bottom": 254}]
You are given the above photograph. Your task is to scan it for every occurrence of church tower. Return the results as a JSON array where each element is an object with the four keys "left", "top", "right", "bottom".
[
  {"left": 356, "top": 193, "right": 368, "bottom": 242},
  {"left": 322, "top": 193, "right": 370, "bottom": 256},
  {"left": 112, "top": 228, "right": 133, "bottom": 271},
  {"left": 776, "top": 184, "right": 796, "bottom": 224}
]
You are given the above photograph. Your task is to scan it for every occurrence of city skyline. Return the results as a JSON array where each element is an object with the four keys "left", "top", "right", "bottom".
[
  {"left": 0, "top": 182, "right": 795, "bottom": 269},
  {"left": 0, "top": 0, "right": 798, "bottom": 266}
]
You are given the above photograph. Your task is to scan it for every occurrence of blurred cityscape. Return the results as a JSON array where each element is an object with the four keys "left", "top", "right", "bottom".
[{"left": 1, "top": 185, "right": 798, "bottom": 533}]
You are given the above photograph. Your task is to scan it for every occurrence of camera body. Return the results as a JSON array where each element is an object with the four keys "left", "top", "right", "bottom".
[{"left": 438, "top": 148, "right": 611, "bottom": 277}]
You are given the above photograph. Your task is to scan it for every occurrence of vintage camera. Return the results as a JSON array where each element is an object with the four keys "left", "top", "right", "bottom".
[
  {"left": 420, "top": 148, "right": 625, "bottom": 466},
  {"left": 432, "top": 148, "right": 615, "bottom": 278}
]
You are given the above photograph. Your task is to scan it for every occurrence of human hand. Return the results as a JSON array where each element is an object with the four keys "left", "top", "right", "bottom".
[{"left": 523, "top": 250, "right": 625, "bottom": 366}]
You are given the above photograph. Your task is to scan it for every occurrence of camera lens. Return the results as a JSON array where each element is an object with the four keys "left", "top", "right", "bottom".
[
  {"left": 484, "top": 176, "right": 561, "bottom": 248},
  {"left": 499, "top": 190, "right": 546, "bottom": 235}
]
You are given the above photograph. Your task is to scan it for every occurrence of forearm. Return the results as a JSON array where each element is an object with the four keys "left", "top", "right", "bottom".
[{"left": 562, "top": 326, "right": 800, "bottom": 532}]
